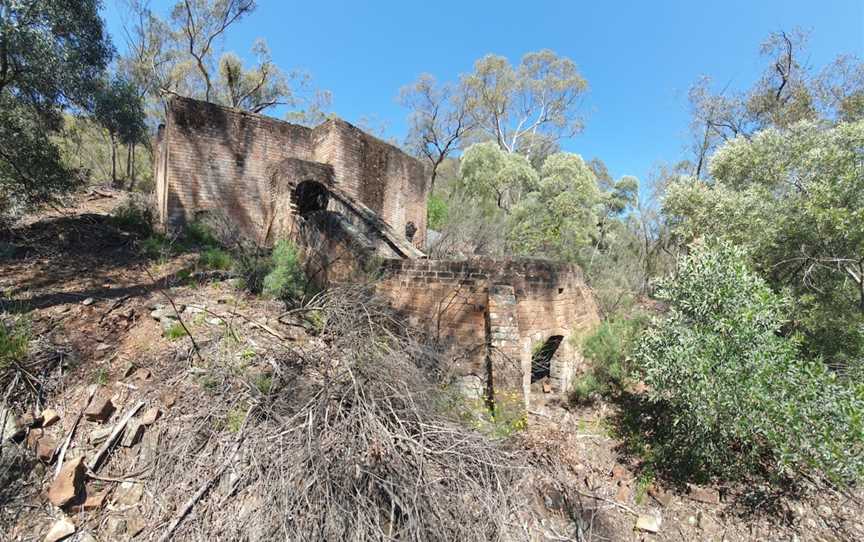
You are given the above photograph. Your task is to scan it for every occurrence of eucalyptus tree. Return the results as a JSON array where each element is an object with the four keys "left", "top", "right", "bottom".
[
  {"left": 461, "top": 50, "right": 587, "bottom": 159},
  {"left": 0, "top": 0, "right": 114, "bottom": 213},
  {"left": 400, "top": 74, "right": 474, "bottom": 194}
]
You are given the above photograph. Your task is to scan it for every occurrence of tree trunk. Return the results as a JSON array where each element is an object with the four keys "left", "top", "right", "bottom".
[
  {"left": 128, "top": 143, "right": 135, "bottom": 192},
  {"left": 110, "top": 133, "right": 117, "bottom": 186}
]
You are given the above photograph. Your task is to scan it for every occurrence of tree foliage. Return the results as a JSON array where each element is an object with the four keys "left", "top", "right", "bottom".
[
  {"left": 636, "top": 241, "right": 864, "bottom": 484},
  {"left": 508, "top": 152, "right": 602, "bottom": 261},
  {"left": 0, "top": 0, "right": 114, "bottom": 213},
  {"left": 462, "top": 50, "right": 587, "bottom": 157},
  {"left": 688, "top": 29, "right": 863, "bottom": 177},
  {"left": 664, "top": 120, "right": 864, "bottom": 365}
]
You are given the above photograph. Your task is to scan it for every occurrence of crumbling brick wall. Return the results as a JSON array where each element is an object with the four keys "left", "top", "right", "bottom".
[
  {"left": 374, "top": 259, "right": 600, "bottom": 407},
  {"left": 158, "top": 98, "right": 314, "bottom": 241},
  {"left": 156, "top": 97, "right": 429, "bottom": 248},
  {"left": 312, "top": 119, "right": 428, "bottom": 249}
]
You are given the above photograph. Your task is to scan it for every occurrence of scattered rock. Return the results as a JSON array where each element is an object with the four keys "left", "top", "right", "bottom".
[
  {"left": 43, "top": 518, "right": 76, "bottom": 542},
  {"left": 84, "top": 393, "right": 115, "bottom": 423},
  {"left": 647, "top": 484, "right": 673, "bottom": 507},
  {"left": 36, "top": 436, "right": 57, "bottom": 462},
  {"left": 635, "top": 513, "right": 662, "bottom": 533},
  {"left": 130, "top": 368, "right": 151, "bottom": 381},
  {"left": 126, "top": 513, "right": 146, "bottom": 537},
  {"left": 69, "top": 489, "right": 108, "bottom": 513},
  {"left": 615, "top": 481, "right": 631, "bottom": 504},
  {"left": 89, "top": 425, "right": 114, "bottom": 445},
  {"left": 687, "top": 484, "right": 720, "bottom": 505},
  {"left": 40, "top": 409, "right": 61, "bottom": 428},
  {"left": 139, "top": 407, "right": 161, "bottom": 425},
  {"left": 121, "top": 419, "right": 145, "bottom": 447},
  {"left": 159, "top": 391, "right": 176, "bottom": 409},
  {"left": 1, "top": 407, "right": 24, "bottom": 443},
  {"left": 104, "top": 517, "right": 126, "bottom": 538},
  {"left": 207, "top": 317, "right": 224, "bottom": 326},
  {"left": 114, "top": 481, "right": 144, "bottom": 507},
  {"left": 95, "top": 342, "right": 112, "bottom": 352},
  {"left": 26, "top": 428, "right": 44, "bottom": 449},
  {"left": 82, "top": 297, "right": 95, "bottom": 306},
  {"left": 47, "top": 456, "right": 86, "bottom": 507},
  {"left": 77, "top": 533, "right": 98, "bottom": 542},
  {"left": 122, "top": 363, "right": 137, "bottom": 378},
  {"left": 611, "top": 464, "right": 629, "bottom": 481},
  {"left": 542, "top": 381, "right": 552, "bottom": 393}
]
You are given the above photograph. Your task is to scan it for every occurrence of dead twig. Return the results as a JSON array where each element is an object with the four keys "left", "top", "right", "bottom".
[
  {"left": 88, "top": 401, "right": 145, "bottom": 472},
  {"left": 54, "top": 385, "right": 98, "bottom": 478},
  {"left": 156, "top": 407, "right": 253, "bottom": 542}
]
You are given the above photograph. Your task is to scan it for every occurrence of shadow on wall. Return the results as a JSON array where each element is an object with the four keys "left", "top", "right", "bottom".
[{"left": 531, "top": 335, "right": 563, "bottom": 383}]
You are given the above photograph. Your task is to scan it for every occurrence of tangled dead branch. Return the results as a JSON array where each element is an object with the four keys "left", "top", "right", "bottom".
[{"left": 148, "top": 286, "right": 537, "bottom": 540}]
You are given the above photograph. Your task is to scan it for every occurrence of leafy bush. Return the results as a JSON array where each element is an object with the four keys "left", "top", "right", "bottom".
[
  {"left": 262, "top": 240, "right": 309, "bottom": 303},
  {"left": 198, "top": 248, "right": 234, "bottom": 270},
  {"left": 427, "top": 193, "right": 449, "bottom": 230},
  {"left": 570, "top": 317, "right": 647, "bottom": 404},
  {"left": 186, "top": 219, "right": 219, "bottom": 248},
  {"left": 110, "top": 195, "right": 154, "bottom": 236},
  {"left": 0, "top": 317, "right": 29, "bottom": 370},
  {"left": 635, "top": 241, "right": 864, "bottom": 484}
]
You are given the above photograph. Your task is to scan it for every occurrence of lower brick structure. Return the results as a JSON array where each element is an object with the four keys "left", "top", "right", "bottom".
[{"left": 373, "top": 258, "right": 600, "bottom": 409}]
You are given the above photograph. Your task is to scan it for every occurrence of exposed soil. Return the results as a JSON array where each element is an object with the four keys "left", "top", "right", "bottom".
[{"left": 1, "top": 190, "right": 861, "bottom": 541}]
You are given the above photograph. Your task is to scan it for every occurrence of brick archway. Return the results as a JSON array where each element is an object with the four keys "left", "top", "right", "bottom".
[{"left": 292, "top": 180, "right": 329, "bottom": 216}]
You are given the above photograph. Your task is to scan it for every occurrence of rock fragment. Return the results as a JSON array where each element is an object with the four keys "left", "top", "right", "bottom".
[
  {"left": 84, "top": 393, "right": 115, "bottom": 423},
  {"left": 687, "top": 484, "right": 720, "bottom": 505},
  {"left": 47, "top": 456, "right": 86, "bottom": 507},
  {"left": 140, "top": 407, "right": 161, "bottom": 425},
  {"left": 43, "top": 518, "right": 76, "bottom": 542},
  {"left": 635, "top": 513, "right": 662, "bottom": 533},
  {"left": 40, "top": 409, "right": 61, "bottom": 428}
]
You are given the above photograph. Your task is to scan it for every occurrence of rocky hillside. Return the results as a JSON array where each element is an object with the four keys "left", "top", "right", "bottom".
[{"left": 1, "top": 190, "right": 861, "bottom": 541}]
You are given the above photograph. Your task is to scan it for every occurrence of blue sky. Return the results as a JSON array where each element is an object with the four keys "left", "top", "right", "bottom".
[{"left": 101, "top": 0, "right": 864, "bottom": 188}]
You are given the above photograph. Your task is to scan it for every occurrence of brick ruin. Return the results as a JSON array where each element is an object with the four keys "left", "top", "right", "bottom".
[{"left": 154, "top": 96, "right": 600, "bottom": 409}]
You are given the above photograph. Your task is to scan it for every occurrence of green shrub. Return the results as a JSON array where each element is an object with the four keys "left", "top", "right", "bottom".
[
  {"left": 262, "top": 240, "right": 308, "bottom": 302},
  {"left": 138, "top": 234, "right": 173, "bottom": 259},
  {"left": 164, "top": 323, "right": 188, "bottom": 340},
  {"left": 186, "top": 220, "right": 219, "bottom": 248},
  {"left": 110, "top": 196, "right": 154, "bottom": 236},
  {"left": 198, "top": 248, "right": 233, "bottom": 270},
  {"left": 570, "top": 372, "right": 603, "bottom": 404},
  {"left": 427, "top": 193, "right": 449, "bottom": 230},
  {"left": 570, "top": 317, "right": 647, "bottom": 404},
  {"left": 635, "top": 241, "right": 864, "bottom": 484},
  {"left": 0, "top": 317, "right": 29, "bottom": 369}
]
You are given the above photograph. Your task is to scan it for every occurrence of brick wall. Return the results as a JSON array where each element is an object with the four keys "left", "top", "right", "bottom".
[
  {"left": 157, "top": 97, "right": 429, "bottom": 248},
  {"left": 161, "top": 97, "right": 314, "bottom": 242},
  {"left": 312, "top": 119, "right": 429, "bottom": 248},
  {"left": 374, "top": 258, "right": 600, "bottom": 407}
]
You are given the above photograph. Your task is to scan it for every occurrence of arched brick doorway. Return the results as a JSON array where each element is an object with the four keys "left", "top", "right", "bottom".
[
  {"left": 292, "top": 180, "right": 329, "bottom": 216},
  {"left": 531, "top": 335, "right": 564, "bottom": 383}
]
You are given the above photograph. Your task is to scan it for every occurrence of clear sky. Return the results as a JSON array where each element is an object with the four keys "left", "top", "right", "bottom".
[{"left": 101, "top": 0, "right": 864, "bottom": 188}]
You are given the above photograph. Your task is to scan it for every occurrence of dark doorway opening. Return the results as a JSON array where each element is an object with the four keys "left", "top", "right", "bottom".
[
  {"left": 293, "top": 180, "right": 329, "bottom": 216},
  {"left": 531, "top": 335, "right": 563, "bottom": 383}
]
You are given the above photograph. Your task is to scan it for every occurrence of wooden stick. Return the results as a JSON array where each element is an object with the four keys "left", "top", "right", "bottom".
[
  {"left": 88, "top": 401, "right": 145, "bottom": 472},
  {"left": 54, "top": 385, "right": 98, "bottom": 478}
]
